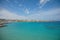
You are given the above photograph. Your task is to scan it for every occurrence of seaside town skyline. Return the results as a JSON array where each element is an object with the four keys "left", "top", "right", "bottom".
[{"left": 0, "top": 0, "right": 60, "bottom": 21}]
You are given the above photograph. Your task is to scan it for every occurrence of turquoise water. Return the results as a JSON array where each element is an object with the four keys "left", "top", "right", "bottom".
[{"left": 0, "top": 22, "right": 60, "bottom": 40}]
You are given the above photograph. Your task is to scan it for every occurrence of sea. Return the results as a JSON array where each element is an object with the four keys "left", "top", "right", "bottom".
[{"left": 0, "top": 22, "right": 60, "bottom": 40}]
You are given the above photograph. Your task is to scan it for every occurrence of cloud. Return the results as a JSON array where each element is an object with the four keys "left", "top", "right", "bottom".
[
  {"left": 0, "top": 8, "right": 60, "bottom": 21},
  {"left": 39, "top": 0, "right": 50, "bottom": 8},
  {"left": 27, "top": 8, "right": 60, "bottom": 21},
  {"left": 0, "top": 9, "right": 27, "bottom": 20},
  {"left": 24, "top": 8, "right": 30, "bottom": 14}
]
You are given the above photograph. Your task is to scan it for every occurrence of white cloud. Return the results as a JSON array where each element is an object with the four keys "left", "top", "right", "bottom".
[
  {"left": 39, "top": 0, "right": 50, "bottom": 8},
  {"left": 40, "top": 0, "right": 49, "bottom": 4},
  {"left": 27, "top": 8, "right": 60, "bottom": 21},
  {"left": 24, "top": 8, "right": 30, "bottom": 14},
  {"left": 0, "top": 9, "right": 27, "bottom": 20},
  {"left": 0, "top": 8, "right": 60, "bottom": 21}
]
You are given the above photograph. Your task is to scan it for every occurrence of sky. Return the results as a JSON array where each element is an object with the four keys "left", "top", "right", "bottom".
[{"left": 0, "top": 0, "right": 60, "bottom": 21}]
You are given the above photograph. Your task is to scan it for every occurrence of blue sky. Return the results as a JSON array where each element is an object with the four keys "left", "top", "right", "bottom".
[{"left": 0, "top": 0, "right": 60, "bottom": 21}]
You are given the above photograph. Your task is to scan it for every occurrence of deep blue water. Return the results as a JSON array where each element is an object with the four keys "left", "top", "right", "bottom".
[{"left": 0, "top": 22, "right": 60, "bottom": 40}]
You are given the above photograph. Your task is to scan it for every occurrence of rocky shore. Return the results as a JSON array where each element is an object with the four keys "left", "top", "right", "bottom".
[
  {"left": 0, "top": 19, "right": 8, "bottom": 27},
  {"left": 0, "top": 19, "right": 59, "bottom": 27}
]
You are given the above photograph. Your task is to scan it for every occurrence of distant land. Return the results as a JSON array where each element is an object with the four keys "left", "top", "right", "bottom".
[
  {"left": 0, "top": 19, "right": 60, "bottom": 22},
  {"left": 0, "top": 19, "right": 60, "bottom": 27}
]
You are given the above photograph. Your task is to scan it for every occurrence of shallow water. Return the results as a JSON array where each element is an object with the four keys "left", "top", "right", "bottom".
[{"left": 0, "top": 22, "right": 60, "bottom": 40}]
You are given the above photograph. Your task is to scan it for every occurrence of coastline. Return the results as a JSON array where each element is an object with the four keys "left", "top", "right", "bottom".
[{"left": 0, "top": 19, "right": 60, "bottom": 27}]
